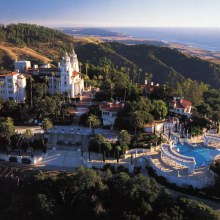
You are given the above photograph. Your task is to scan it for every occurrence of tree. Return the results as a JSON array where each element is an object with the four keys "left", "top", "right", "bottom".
[
  {"left": 196, "top": 103, "right": 212, "bottom": 117},
  {"left": 179, "top": 79, "right": 209, "bottom": 106},
  {"left": 32, "top": 83, "right": 47, "bottom": 101},
  {"left": 152, "top": 100, "right": 168, "bottom": 120},
  {"left": 28, "top": 76, "right": 34, "bottom": 108},
  {"left": 131, "top": 111, "right": 145, "bottom": 136},
  {"left": 2, "top": 100, "right": 19, "bottom": 118},
  {"left": 115, "top": 145, "right": 121, "bottom": 163},
  {"left": 23, "top": 129, "right": 34, "bottom": 156},
  {"left": 44, "top": 75, "right": 48, "bottom": 97},
  {"left": 23, "top": 129, "right": 33, "bottom": 154},
  {"left": 51, "top": 72, "right": 56, "bottom": 96},
  {"left": 87, "top": 114, "right": 101, "bottom": 134},
  {"left": 0, "top": 81, "right": 3, "bottom": 99},
  {"left": 96, "top": 133, "right": 106, "bottom": 153},
  {"left": 118, "top": 130, "right": 131, "bottom": 154},
  {"left": 0, "top": 117, "right": 15, "bottom": 149},
  {"left": 103, "top": 142, "right": 112, "bottom": 157},
  {"left": 110, "top": 82, "right": 115, "bottom": 100},
  {"left": 84, "top": 74, "right": 89, "bottom": 89},
  {"left": 41, "top": 118, "right": 53, "bottom": 133}
]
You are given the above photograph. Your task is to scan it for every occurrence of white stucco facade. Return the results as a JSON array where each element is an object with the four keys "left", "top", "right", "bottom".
[
  {"left": 14, "top": 60, "right": 31, "bottom": 73},
  {"left": 27, "top": 49, "right": 84, "bottom": 99},
  {"left": 0, "top": 72, "right": 26, "bottom": 102}
]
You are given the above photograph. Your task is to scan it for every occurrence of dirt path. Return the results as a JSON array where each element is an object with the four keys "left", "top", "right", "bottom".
[{"left": 0, "top": 44, "right": 17, "bottom": 59}]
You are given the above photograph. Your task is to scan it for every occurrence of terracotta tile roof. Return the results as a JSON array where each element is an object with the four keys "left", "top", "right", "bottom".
[
  {"left": 175, "top": 102, "right": 185, "bottom": 109},
  {"left": 72, "top": 70, "right": 79, "bottom": 78},
  {"left": 0, "top": 72, "right": 18, "bottom": 77},
  {"left": 181, "top": 100, "right": 192, "bottom": 107},
  {"left": 170, "top": 99, "right": 192, "bottom": 109}
]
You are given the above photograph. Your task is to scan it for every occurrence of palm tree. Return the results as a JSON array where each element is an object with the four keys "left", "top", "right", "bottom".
[
  {"left": 132, "top": 111, "right": 144, "bottom": 137},
  {"left": 103, "top": 142, "right": 112, "bottom": 157},
  {"left": 110, "top": 82, "right": 115, "bottom": 100},
  {"left": 96, "top": 133, "right": 106, "bottom": 153},
  {"left": 51, "top": 72, "right": 55, "bottom": 96},
  {"left": 44, "top": 75, "right": 48, "bottom": 97},
  {"left": 41, "top": 118, "right": 53, "bottom": 133},
  {"left": 87, "top": 114, "right": 101, "bottom": 134},
  {"left": 145, "top": 73, "right": 153, "bottom": 94},
  {"left": 0, "top": 117, "right": 15, "bottom": 154},
  {"left": 85, "top": 63, "right": 89, "bottom": 75},
  {"left": 0, "top": 81, "right": 3, "bottom": 99},
  {"left": 115, "top": 145, "right": 121, "bottom": 163},
  {"left": 138, "top": 68, "right": 142, "bottom": 84},
  {"left": 98, "top": 75, "right": 103, "bottom": 81},
  {"left": 118, "top": 130, "right": 131, "bottom": 154},
  {"left": 84, "top": 74, "right": 89, "bottom": 89},
  {"left": 23, "top": 129, "right": 33, "bottom": 154},
  {"left": 29, "top": 76, "right": 34, "bottom": 108},
  {"left": 122, "top": 88, "right": 126, "bottom": 102}
]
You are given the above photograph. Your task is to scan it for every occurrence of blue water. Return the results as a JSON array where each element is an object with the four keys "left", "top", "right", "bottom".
[
  {"left": 107, "top": 27, "right": 220, "bottom": 52},
  {"left": 174, "top": 143, "right": 220, "bottom": 167}
]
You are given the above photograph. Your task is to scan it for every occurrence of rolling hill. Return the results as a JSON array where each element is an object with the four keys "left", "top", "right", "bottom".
[{"left": 0, "top": 23, "right": 220, "bottom": 88}]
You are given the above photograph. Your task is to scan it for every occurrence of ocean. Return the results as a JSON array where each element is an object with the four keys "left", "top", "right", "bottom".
[{"left": 106, "top": 27, "right": 220, "bottom": 52}]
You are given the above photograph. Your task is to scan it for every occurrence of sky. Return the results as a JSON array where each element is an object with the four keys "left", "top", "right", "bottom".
[{"left": 1, "top": 0, "right": 220, "bottom": 27}]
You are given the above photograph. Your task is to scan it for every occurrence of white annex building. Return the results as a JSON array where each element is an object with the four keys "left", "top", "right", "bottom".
[
  {"left": 0, "top": 72, "right": 26, "bottom": 102},
  {"left": 99, "top": 102, "right": 124, "bottom": 128},
  {"left": 14, "top": 60, "right": 31, "bottom": 73},
  {"left": 26, "top": 49, "right": 84, "bottom": 98}
]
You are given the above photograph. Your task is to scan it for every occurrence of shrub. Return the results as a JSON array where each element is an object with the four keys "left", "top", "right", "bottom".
[
  {"left": 9, "top": 156, "right": 17, "bottom": 162},
  {"left": 103, "top": 164, "right": 116, "bottom": 173},
  {"left": 22, "top": 158, "right": 31, "bottom": 164},
  {"left": 117, "top": 165, "right": 128, "bottom": 173}
]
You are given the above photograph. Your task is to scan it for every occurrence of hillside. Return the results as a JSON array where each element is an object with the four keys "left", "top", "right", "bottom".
[
  {"left": 0, "top": 24, "right": 102, "bottom": 69},
  {"left": 59, "top": 27, "right": 127, "bottom": 37},
  {"left": 75, "top": 42, "right": 220, "bottom": 87},
  {"left": 107, "top": 43, "right": 220, "bottom": 87},
  {"left": 0, "top": 23, "right": 220, "bottom": 88}
]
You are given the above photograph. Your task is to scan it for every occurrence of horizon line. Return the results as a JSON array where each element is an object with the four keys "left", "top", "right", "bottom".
[{"left": 1, "top": 22, "right": 220, "bottom": 29}]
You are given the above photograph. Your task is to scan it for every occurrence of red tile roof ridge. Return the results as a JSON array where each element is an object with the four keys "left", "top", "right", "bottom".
[
  {"left": 0, "top": 72, "right": 18, "bottom": 77},
  {"left": 72, "top": 70, "right": 80, "bottom": 77}
]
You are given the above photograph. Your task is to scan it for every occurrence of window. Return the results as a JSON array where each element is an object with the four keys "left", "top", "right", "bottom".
[
  {"left": 8, "top": 90, "right": 13, "bottom": 94},
  {"left": 7, "top": 79, "right": 12, "bottom": 83}
]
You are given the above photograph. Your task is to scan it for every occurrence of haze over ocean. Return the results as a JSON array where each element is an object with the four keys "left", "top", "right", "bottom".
[{"left": 107, "top": 27, "right": 220, "bottom": 52}]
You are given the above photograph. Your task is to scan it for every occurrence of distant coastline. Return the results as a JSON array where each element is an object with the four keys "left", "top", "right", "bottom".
[
  {"left": 106, "top": 27, "right": 220, "bottom": 52},
  {"left": 59, "top": 27, "right": 220, "bottom": 65}
]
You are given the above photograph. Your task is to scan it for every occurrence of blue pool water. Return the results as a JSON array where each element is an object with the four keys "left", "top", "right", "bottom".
[{"left": 174, "top": 143, "right": 220, "bottom": 167}]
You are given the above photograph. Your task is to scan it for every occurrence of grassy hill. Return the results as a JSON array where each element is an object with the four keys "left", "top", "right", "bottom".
[
  {"left": 0, "top": 23, "right": 101, "bottom": 69},
  {"left": 0, "top": 23, "right": 220, "bottom": 88}
]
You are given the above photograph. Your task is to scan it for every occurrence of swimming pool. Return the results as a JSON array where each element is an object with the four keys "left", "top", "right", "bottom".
[{"left": 174, "top": 143, "right": 220, "bottom": 167}]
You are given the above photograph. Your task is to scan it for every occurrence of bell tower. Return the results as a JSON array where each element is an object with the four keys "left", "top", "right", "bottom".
[{"left": 60, "top": 52, "right": 73, "bottom": 96}]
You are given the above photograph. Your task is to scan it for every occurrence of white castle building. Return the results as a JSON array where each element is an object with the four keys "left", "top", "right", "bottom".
[
  {"left": 27, "top": 49, "right": 84, "bottom": 98},
  {"left": 0, "top": 72, "right": 26, "bottom": 102}
]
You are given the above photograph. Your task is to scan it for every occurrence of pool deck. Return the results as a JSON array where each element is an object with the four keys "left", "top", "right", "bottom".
[{"left": 146, "top": 149, "right": 215, "bottom": 188}]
